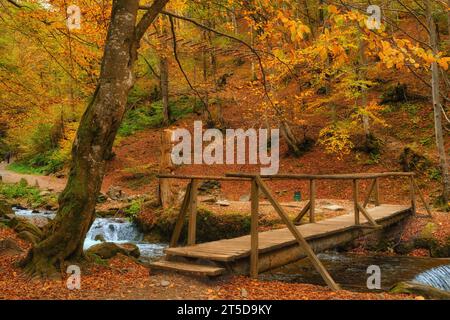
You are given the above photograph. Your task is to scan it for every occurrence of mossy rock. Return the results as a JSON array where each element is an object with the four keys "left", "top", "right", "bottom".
[
  {"left": 413, "top": 237, "right": 438, "bottom": 250},
  {"left": 394, "top": 241, "right": 415, "bottom": 255},
  {"left": 146, "top": 208, "right": 252, "bottom": 243},
  {"left": 86, "top": 242, "right": 140, "bottom": 259},
  {"left": 420, "top": 222, "right": 437, "bottom": 239},
  {"left": 390, "top": 281, "right": 450, "bottom": 300}
]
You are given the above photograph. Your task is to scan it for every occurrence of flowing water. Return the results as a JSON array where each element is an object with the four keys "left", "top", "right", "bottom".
[
  {"left": 12, "top": 208, "right": 450, "bottom": 292},
  {"left": 261, "top": 252, "right": 450, "bottom": 292},
  {"left": 13, "top": 207, "right": 167, "bottom": 262}
]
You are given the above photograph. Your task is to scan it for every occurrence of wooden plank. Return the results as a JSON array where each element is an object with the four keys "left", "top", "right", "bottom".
[
  {"left": 187, "top": 179, "right": 199, "bottom": 245},
  {"left": 293, "top": 201, "right": 310, "bottom": 225},
  {"left": 374, "top": 178, "right": 380, "bottom": 206},
  {"left": 150, "top": 260, "right": 225, "bottom": 276},
  {"left": 254, "top": 176, "right": 340, "bottom": 291},
  {"left": 413, "top": 178, "right": 432, "bottom": 217},
  {"left": 409, "top": 176, "right": 417, "bottom": 215},
  {"left": 250, "top": 179, "right": 259, "bottom": 278},
  {"left": 357, "top": 203, "right": 380, "bottom": 227},
  {"left": 310, "top": 179, "right": 316, "bottom": 223},
  {"left": 165, "top": 204, "right": 411, "bottom": 263},
  {"left": 363, "top": 179, "right": 376, "bottom": 208},
  {"left": 353, "top": 179, "right": 360, "bottom": 225},
  {"left": 169, "top": 182, "right": 192, "bottom": 247}
]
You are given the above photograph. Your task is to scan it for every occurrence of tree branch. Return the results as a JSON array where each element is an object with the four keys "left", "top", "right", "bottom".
[
  {"left": 136, "top": 0, "right": 169, "bottom": 42},
  {"left": 167, "top": 15, "right": 212, "bottom": 120}
]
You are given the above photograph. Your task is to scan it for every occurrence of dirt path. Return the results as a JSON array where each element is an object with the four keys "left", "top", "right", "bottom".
[{"left": 0, "top": 162, "right": 66, "bottom": 192}]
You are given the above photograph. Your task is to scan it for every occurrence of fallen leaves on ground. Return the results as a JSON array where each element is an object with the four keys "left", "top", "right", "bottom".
[{"left": 215, "top": 276, "right": 411, "bottom": 300}]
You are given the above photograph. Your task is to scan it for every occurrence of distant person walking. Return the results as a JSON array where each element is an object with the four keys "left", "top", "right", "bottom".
[{"left": 5, "top": 151, "right": 11, "bottom": 164}]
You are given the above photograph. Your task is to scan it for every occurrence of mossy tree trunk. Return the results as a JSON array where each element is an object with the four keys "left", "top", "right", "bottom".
[{"left": 21, "top": 0, "right": 169, "bottom": 277}]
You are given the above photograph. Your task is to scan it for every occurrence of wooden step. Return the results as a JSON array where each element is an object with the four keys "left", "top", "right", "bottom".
[{"left": 150, "top": 260, "right": 226, "bottom": 277}]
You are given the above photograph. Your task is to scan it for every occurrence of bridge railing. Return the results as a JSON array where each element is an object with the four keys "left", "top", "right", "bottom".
[{"left": 158, "top": 172, "right": 430, "bottom": 291}]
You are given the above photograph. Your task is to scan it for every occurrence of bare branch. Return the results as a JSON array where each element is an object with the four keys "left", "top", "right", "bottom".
[
  {"left": 167, "top": 15, "right": 212, "bottom": 120},
  {"left": 136, "top": 0, "right": 169, "bottom": 41}
]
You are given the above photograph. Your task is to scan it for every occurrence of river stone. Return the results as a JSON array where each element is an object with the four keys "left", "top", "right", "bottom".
[
  {"left": 86, "top": 242, "right": 140, "bottom": 259},
  {"left": 322, "top": 204, "right": 344, "bottom": 211},
  {"left": 160, "top": 280, "right": 170, "bottom": 287}
]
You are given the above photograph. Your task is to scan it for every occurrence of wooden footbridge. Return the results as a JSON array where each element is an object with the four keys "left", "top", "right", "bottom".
[{"left": 151, "top": 172, "right": 431, "bottom": 290}]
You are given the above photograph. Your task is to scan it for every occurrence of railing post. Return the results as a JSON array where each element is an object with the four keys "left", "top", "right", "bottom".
[
  {"left": 409, "top": 176, "right": 417, "bottom": 216},
  {"left": 374, "top": 178, "right": 380, "bottom": 206},
  {"left": 309, "top": 179, "right": 316, "bottom": 223},
  {"left": 250, "top": 177, "right": 259, "bottom": 278},
  {"left": 187, "top": 179, "right": 198, "bottom": 245},
  {"left": 353, "top": 179, "right": 360, "bottom": 225}
]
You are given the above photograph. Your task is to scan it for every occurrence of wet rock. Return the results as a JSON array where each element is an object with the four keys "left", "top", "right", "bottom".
[
  {"left": 86, "top": 242, "right": 140, "bottom": 259},
  {"left": 216, "top": 200, "right": 230, "bottom": 207},
  {"left": 25, "top": 216, "right": 51, "bottom": 228},
  {"left": 107, "top": 186, "right": 126, "bottom": 201},
  {"left": 200, "top": 196, "right": 216, "bottom": 203},
  {"left": 198, "top": 180, "right": 221, "bottom": 194},
  {"left": 39, "top": 191, "right": 51, "bottom": 197},
  {"left": 322, "top": 204, "right": 344, "bottom": 211},
  {"left": 160, "top": 280, "right": 170, "bottom": 287},
  {"left": 239, "top": 194, "right": 250, "bottom": 202},
  {"left": 94, "top": 234, "right": 106, "bottom": 242}
]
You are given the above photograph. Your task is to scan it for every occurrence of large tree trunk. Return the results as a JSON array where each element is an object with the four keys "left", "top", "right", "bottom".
[
  {"left": 427, "top": 1, "right": 450, "bottom": 203},
  {"left": 21, "top": 0, "right": 168, "bottom": 277}
]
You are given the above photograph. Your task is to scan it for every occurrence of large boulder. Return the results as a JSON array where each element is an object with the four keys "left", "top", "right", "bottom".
[{"left": 86, "top": 242, "right": 140, "bottom": 259}]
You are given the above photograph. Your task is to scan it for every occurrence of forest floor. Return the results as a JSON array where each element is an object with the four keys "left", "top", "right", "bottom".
[{"left": 0, "top": 227, "right": 413, "bottom": 300}]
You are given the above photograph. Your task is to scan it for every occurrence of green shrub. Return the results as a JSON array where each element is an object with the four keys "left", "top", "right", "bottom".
[
  {"left": 124, "top": 199, "right": 143, "bottom": 220},
  {"left": 118, "top": 96, "right": 194, "bottom": 137},
  {"left": 0, "top": 181, "right": 51, "bottom": 208}
]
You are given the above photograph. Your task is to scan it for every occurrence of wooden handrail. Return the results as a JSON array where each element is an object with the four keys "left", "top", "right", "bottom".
[
  {"left": 158, "top": 174, "right": 252, "bottom": 181},
  {"left": 227, "top": 172, "right": 415, "bottom": 180}
]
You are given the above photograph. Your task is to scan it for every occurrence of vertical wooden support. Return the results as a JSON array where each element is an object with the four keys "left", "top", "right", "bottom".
[
  {"left": 250, "top": 178, "right": 259, "bottom": 278},
  {"left": 169, "top": 182, "right": 192, "bottom": 248},
  {"left": 159, "top": 129, "right": 174, "bottom": 209},
  {"left": 374, "top": 178, "right": 380, "bottom": 206},
  {"left": 412, "top": 178, "right": 432, "bottom": 217},
  {"left": 409, "top": 176, "right": 417, "bottom": 216},
  {"left": 187, "top": 179, "right": 199, "bottom": 245},
  {"left": 353, "top": 179, "right": 360, "bottom": 225},
  {"left": 309, "top": 179, "right": 316, "bottom": 223},
  {"left": 254, "top": 176, "right": 340, "bottom": 291}
]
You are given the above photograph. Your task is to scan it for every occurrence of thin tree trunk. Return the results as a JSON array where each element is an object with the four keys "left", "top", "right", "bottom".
[
  {"left": 160, "top": 17, "right": 170, "bottom": 125},
  {"left": 21, "top": 0, "right": 168, "bottom": 277},
  {"left": 427, "top": 1, "right": 450, "bottom": 203}
]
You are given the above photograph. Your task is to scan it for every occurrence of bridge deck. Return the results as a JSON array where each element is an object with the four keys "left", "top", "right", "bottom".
[{"left": 165, "top": 204, "right": 410, "bottom": 262}]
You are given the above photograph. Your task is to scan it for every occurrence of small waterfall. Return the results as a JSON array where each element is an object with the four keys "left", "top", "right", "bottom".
[
  {"left": 413, "top": 265, "right": 450, "bottom": 292},
  {"left": 13, "top": 207, "right": 167, "bottom": 261},
  {"left": 85, "top": 218, "right": 143, "bottom": 248}
]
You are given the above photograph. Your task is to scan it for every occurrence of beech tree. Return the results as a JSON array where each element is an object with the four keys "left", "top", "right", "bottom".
[{"left": 20, "top": 0, "right": 169, "bottom": 277}]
